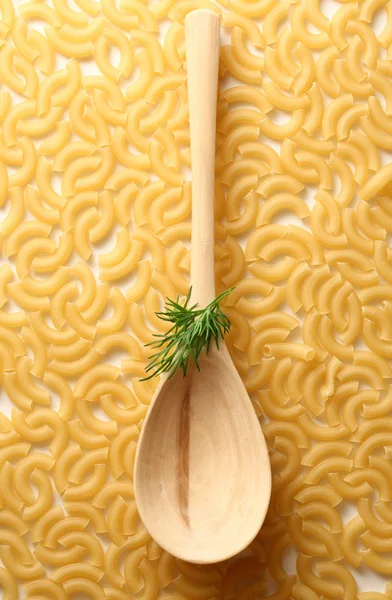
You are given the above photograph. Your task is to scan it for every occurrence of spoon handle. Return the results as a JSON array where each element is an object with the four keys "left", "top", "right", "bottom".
[{"left": 185, "top": 10, "right": 220, "bottom": 308}]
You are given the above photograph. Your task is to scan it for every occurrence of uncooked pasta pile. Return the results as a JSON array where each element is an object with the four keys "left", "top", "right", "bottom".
[{"left": 1, "top": 0, "right": 392, "bottom": 597}]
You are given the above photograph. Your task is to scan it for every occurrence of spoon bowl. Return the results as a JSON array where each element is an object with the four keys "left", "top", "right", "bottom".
[{"left": 134, "top": 345, "right": 271, "bottom": 564}]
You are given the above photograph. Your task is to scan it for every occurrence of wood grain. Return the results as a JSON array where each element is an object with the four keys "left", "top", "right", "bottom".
[
  {"left": 135, "top": 347, "right": 271, "bottom": 563},
  {"left": 178, "top": 379, "right": 190, "bottom": 526}
]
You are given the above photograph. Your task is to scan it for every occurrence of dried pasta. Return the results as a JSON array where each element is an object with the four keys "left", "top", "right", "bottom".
[{"left": 0, "top": 0, "right": 391, "bottom": 597}]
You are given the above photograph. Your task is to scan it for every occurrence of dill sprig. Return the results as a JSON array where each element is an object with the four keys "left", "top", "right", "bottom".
[{"left": 141, "top": 287, "right": 234, "bottom": 381}]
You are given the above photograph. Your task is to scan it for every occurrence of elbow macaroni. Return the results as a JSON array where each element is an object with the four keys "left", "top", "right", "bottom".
[{"left": 0, "top": 0, "right": 391, "bottom": 597}]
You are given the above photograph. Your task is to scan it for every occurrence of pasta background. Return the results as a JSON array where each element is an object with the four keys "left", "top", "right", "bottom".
[{"left": 1, "top": 0, "right": 392, "bottom": 597}]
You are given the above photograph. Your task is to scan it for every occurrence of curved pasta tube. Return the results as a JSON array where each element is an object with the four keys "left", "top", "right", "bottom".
[
  {"left": 322, "top": 94, "right": 353, "bottom": 140},
  {"left": 262, "top": 342, "right": 314, "bottom": 362},
  {"left": 4, "top": 219, "right": 51, "bottom": 259},
  {"left": 340, "top": 515, "right": 366, "bottom": 567},
  {"left": 25, "top": 185, "right": 59, "bottom": 225},
  {"left": 14, "top": 408, "right": 67, "bottom": 458},
  {"left": 30, "top": 507, "right": 65, "bottom": 546},
  {"left": 291, "top": 44, "right": 315, "bottom": 95},
  {"left": 100, "top": 240, "right": 143, "bottom": 282},
  {"left": 244, "top": 224, "right": 286, "bottom": 263},
  {"left": 257, "top": 193, "right": 309, "bottom": 227},
  {"left": 34, "top": 541, "right": 86, "bottom": 568},
  {"left": 0, "top": 187, "right": 24, "bottom": 238},
  {"left": 24, "top": 579, "right": 68, "bottom": 600},
  {"left": 0, "top": 46, "right": 38, "bottom": 99},
  {"left": 13, "top": 357, "right": 48, "bottom": 406},
  {"left": 291, "top": 4, "right": 330, "bottom": 48},
  {"left": 62, "top": 463, "right": 107, "bottom": 502},
  {"left": 361, "top": 163, "right": 392, "bottom": 201},
  {"left": 112, "top": 128, "right": 149, "bottom": 173},
  {"left": 60, "top": 578, "right": 105, "bottom": 600},
  {"left": 62, "top": 191, "right": 98, "bottom": 232},
  {"left": 0, "top": 265, "right": 13, "bottom": 310},
  {"left": 53, "top": 445, "right": 83, "bottom": 494},
  {"left": 29, "top": 312, "right": 76, "bottom": 347},
  {"left": 75, "top": 394, "right": 117, "bottom": 435},
  {"left": 38, "top": 60, "right": 81, "bottom": 116},
  {"left": 348, "top": 130, "right": 381, "bottom": 178},
  {"left": 31, "top": 233, "right": 70, "bottom": 274},
  {"left": 104, "top": 542, "right": 127, "bottom": 588},
  {"left": 262, "top": 4, "right": 291, "bottom": 45},
  {"left": 341, "top": 208, "right": 373, "bottom": 255},
  {"left": 0, "top": 0, "right": 14, "bottom": 36},
  {"left": 93, "top": 480, "right": 134, "bottom": 508},
  {"left": 12, "top": 451, "right": 53, "bottom": 503},
  {"left": 327, "top": 154, "right": 354, "bottom": 208},
  {"left": 346, "top": 37, "right": 366, "bottom": 84},
  {"left": 94, "top": 27, "right": 134, "bottom": 82},
  {"left": 50, "top": 349, "right": 101, "bottom": 378},
  {"left": 221, "top": 85, "right": 273, "bottom": 117},
  {"left": 0, "top": 543, "right": 45, "bottom": 580},
  {"left": 324, "top": 381, "right": 358, "bottom": 427},
  {"left": 315, "top": 46, "right": 339, "bottom": 98},
  {"left": 108, "top": 426, "right": 138, "bottom": 480},
  {"left": 280, "top": 140, "right": 320, "bottom": 185},
  {"left": 133, "top": 181, "right": 165, "bottom": 227},
  {"left": 221, "top": 43, "right": 262, "bottom": 85},
  {"left": 311, "top": 211, "right": 346, "bottom": 253},
  {"left": 361, "top": 115, "right": 392, "bottom": 151},
  {"left": 152, "top": 183, "right": 191, "bottom": 232},
  {"left": 366, "top": 99, "right": 392, "bottom": 142}
]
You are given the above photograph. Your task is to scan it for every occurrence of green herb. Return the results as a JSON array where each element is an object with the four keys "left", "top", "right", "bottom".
[{"left": 141, "top": 287, "right": 234, "bottom": 381}]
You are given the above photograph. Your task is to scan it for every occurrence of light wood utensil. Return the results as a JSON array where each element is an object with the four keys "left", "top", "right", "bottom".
[{"left": 134, "top": 9, "right": 271, "bottom": 564}]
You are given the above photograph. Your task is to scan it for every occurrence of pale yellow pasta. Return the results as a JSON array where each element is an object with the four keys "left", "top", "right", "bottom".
[
  {"left": 291, "top": 4, "right": 330, "bottom": 48},
  {"left": 315, "top": 46, "right": 339, "bottom": 98},
  {"left": 0, "top": 187, "right": 23, "bottom": 239},
  {"left": 263, "top": 342, "right": 315, "bottom": 361},
  {"left": 292, "top": 44, "right": 315, "bottom": 95},
  {"left": 350, "top": 128, "right": 381, "bottom": 173},
  {"left": 249, "top": 256, "right": 298, "bottom": 283},
  {"left": 342, "top": 208, "right": 373, "bottom": 254},
  {"left": 15, "top": 357, "right": 49, "bottom": 404},
  {"left": 346, "top": 37, "right": 367, "bottom": 84},
  {"left": 69, "top": 420, "right": 109, "bottom": 449},
  {"left": 337, "top": 104, "right": 369, "bottom": 141},
  {"left": 281, "top": 140, "right": 322, "bottom": 185},
  {"left": 302, "top": 309, "right": 328, "bottom": 362},
  {"left": 377, "top": 2, "right": 392, "bottom": 47},
  {"left": 0, "top": 544, "right": 45, "bottom": 580},
  {"left": 244, "top": 224, "right": 286, "bottom": 262},
  {"left": 361, "top": 115, "right": 392, "bottom": 151},
  {"left": 322, "top": 94, "right": 353, "bottom": 140},
  {"left": 226, "top": 38, "right": 261, "bottom": 83},
  {"left": 1, "top": 0, "right": 392, "bottom": 595},
  {"left": 334, "top": 61, "right": 374, "bottom": 98},
  {"left": 221, "top": 43, "right": 262, "bottom": 85},
  {"left": 261, "top": 46, "right": 292, "bottom": 90},
  {"left": 361, "top": 162, "right": 392, "bottom": 201},
  {"left": 257, "top": 193, "right": 310, "bottom": 226},
  {"left": 310, "top": 207, "right": 346, "bottom": 249},
  {"left": 100, "top": 240, "right": 143, "bottom": 282},
  {"left": 318, "top": 275, "right": 347, "bottom": 318},
  {"left": 285, "top": 262, "right": 310, "bottom": 313},
  {"left": 288, "top": 224, "right": 325, "bottom": 265},
  {"left": 337, "top": 140, "right": 369, "bottom": 186},
  {"left": 34, "top": 541, "right": 85, "bottom": 567}
]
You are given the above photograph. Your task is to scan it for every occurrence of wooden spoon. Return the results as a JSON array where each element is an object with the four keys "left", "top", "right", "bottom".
[{"left": 134, "top": 9, "right": 271, "bottom": 564}]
